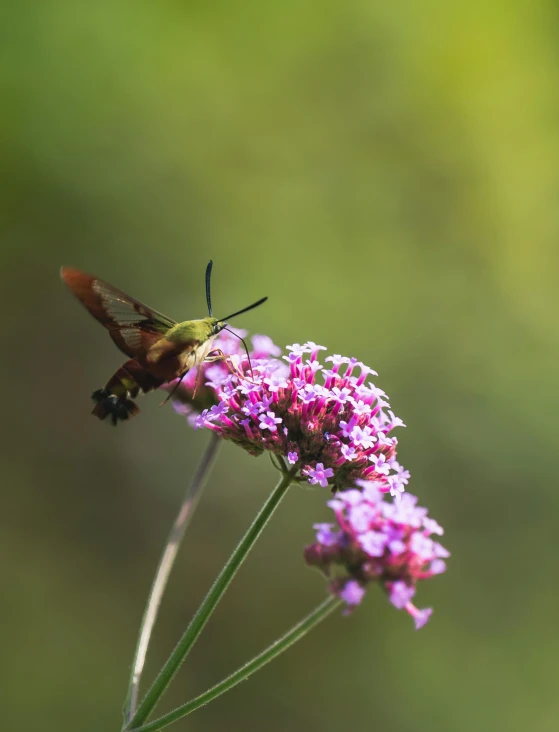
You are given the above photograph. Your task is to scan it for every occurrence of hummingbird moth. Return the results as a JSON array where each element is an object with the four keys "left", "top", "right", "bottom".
[{"left": 61, "top": 261, "right": 267, "bottom": 425}]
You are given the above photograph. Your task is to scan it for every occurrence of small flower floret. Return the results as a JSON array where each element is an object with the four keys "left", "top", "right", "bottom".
[
  {"left": 259, "top": 411, "right": 283, "bottom": 432},
  {"left": 305, "top": 463, "right": 334, "bottom": 488}
]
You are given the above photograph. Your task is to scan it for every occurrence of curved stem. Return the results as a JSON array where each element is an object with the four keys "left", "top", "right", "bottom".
[
  {"left": 123, "top": 433, "right": 221, "bottom": 723},
  {"left": 130, "top": 595, "right": 341, "bottom": 732},
  {"left": 125, "top": 467, "right": 297, "bottom": 731}
]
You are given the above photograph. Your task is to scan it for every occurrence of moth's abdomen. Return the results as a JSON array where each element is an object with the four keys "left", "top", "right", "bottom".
[{"left": 91, "top": 359, "right": 164, "bottom": 425}]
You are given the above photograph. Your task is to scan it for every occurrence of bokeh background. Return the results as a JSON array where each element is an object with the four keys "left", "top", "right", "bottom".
[{"left": 2, "top": 2, "right": 559, "bottom": 731}]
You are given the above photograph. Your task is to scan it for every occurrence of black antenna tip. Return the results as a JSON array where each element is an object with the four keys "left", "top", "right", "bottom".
[
  {"left": 219, "top": 295, "right": 268, "bottom": 323},
  {"left": 205, "top": 260, "right": 214, "bottom": 316}
]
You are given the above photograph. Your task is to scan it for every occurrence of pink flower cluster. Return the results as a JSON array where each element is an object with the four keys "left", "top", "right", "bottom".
[
  {"left": 305, "top": 482, "right": 448, "bottom": 628},
  {"left": 172, "top": 337, "right": 409, "bottom": 493}
]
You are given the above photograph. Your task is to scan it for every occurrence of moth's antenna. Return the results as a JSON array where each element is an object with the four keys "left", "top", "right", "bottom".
[
  {"left": 205, "top": 260, "right": 213, "bottom": 316},
  {"left": 220, "top": 296, "right": 268, "bottom": 322},
  {"left": 223, "top": 326, "right": 255, "bottom": 379}
]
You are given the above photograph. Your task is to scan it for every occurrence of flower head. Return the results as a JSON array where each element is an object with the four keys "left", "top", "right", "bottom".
[
  {"left": 170, "top": 336, "right": 409, "bottom": 492},
  {"left": 304, "top": 483, "right": 448, "bottom": 628}
]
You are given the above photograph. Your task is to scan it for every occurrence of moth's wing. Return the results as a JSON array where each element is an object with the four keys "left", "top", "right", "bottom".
[{"left": 61, "top": 267, "right": 177, "bottom": 360}]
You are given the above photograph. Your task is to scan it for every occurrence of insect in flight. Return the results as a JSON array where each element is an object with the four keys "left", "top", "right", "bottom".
[{"left": 61, "top": 261, "right": 267, "bottom": 425}]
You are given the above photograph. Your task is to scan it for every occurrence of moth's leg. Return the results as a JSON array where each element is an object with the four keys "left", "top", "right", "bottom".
[
  {"left": 204, "top": 349, "right": 249, "bottom": 380},
  {"left": 192, "top": 362, "right": 205, "bottom": 400},
  {"left": 206, "top": 348, "right": 258, "bottom": 382},
  {"left": 204, "top": 348, "right": 227, "bottom": 362},
  {"left": 160, "top": 351, "right": 231, "bottom": 407},
  {"left": 188, "top": 351, "right": 231, "bottom": 399},
  {"left": 159, "top": 369, "right": 189, "bottom": 406}
]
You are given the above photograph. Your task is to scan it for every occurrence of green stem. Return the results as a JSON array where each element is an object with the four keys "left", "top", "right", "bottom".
[
  {"left": 129, "top": 595, "right": 341, "bottom": 732},
  {"left": 125, "top": 467, "right": 297, "bottom": 731},
  {"left": 123, "top": 433, "right": 221, "bottom": 723}
]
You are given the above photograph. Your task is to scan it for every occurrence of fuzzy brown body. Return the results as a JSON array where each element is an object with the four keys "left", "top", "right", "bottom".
[{"left": 61, "top": 267, "right": 225, "bottom": 424}]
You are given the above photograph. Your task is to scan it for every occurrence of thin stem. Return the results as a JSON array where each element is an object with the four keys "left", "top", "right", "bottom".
[
  {"left": 126, "top": 467, "right": 297, "bottom": 731},
  {"left": 123, "top": 433, "right": 221, "bottom": 723},
  {"left": 130, "top": 595, "right": 341, "bottom": 732}
]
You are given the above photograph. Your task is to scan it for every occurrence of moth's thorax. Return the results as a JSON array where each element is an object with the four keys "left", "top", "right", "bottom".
[
  {"left": 168, "top": 317, "right": 219, "bottom": 371},
  {"left": 168, "top": 317, "right": 217, "bottom": 345},
  {"left": 143, "top": 317, "right": 217, "bottom": 376}
]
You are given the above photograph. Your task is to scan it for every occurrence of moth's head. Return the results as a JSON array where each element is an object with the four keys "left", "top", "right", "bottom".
[{"left": 210, "top": 318, "right": 228, "bottom": 336}]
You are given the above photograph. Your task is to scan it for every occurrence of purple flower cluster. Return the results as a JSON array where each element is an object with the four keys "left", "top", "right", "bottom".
[
  {"left": 173, "top": 338, "right": 409, "bottom": 493},
  {"left": 305, "top": 482, "right": 448, "bottom": 628}
]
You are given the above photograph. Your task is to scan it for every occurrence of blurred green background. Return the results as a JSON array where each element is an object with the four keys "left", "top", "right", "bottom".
[{"left": 2, "top": 1, "right": 559, "bottom": 730}]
